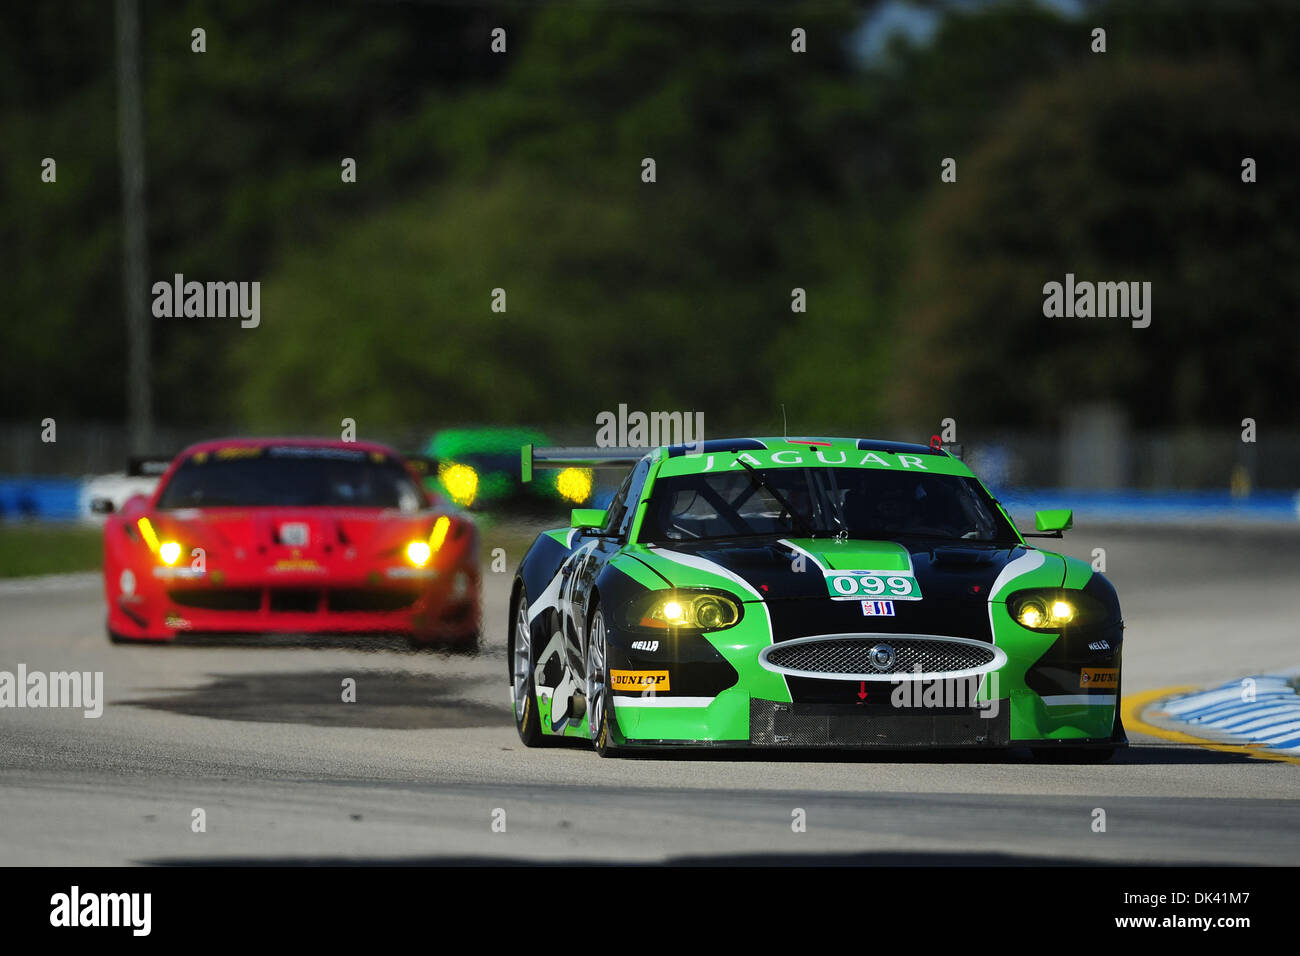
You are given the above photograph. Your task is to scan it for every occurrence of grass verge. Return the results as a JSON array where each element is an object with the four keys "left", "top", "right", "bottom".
[{"left": 0, "top": 522, "right": 102, "bottom": 578}]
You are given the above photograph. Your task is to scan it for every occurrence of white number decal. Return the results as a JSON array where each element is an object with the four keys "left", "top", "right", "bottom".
[{"left": 826, "top": 573, "right": 921, "bottom": 601}]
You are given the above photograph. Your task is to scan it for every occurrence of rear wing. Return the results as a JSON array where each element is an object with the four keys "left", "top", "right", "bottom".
[
  {"left": 126, "top": 456, "right": 173, "bottom": 477},
  {"left": 128, "top": 452, "right": 441, "bottom": 478},
  {"left": 521, "top": 445, "right": 647, "bottom": 483}
]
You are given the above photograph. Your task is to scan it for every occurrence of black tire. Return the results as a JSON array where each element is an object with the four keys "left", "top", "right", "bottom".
[
  {"left": 586, "top": 604, "right": 619, "bottom": 757},
  {"left": 511, "top": 586, "right": 543, "bottom": 747}
]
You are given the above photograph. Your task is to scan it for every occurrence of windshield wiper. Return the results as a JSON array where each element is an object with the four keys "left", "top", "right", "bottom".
[{"left": 734, "top": 459, "right": 816, "bottom": 538}]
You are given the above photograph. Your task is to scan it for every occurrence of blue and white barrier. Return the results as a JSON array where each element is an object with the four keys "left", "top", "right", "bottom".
[
  {"left": 0, "top": 475, "right": 157, "bottom": 522},
  {"left": 0, "top": 477, "right": 86, "bottom": 521},
  {"left": 1, "top": 476, "right": 1297, "bottom": 524},
  {"left": 997, "top": 489, "right": 1300, "bottom": 525},
  {"left": 1154, "top": 675, "right": 1300, "bottom": 758}
]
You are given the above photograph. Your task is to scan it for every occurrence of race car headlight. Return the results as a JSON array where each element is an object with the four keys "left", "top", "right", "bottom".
[
  {"left": 623, "top": 590, "right": 743, "bottom": 632},
  {"left": 406, "top": 540, "right": 432, "bottom": 567},
  {"left": 1050, "top": 599, "right": 1075, "bottom": 624},
  {"left": 439, "top": 462, "right": 478, "bottom": 508},
  {"left": 158, "top": 541, "right": 183, "bottom": 566},
  {"left": 555, "top": 467, "right": 593, "bottom": 504},
  {"left": 1008, "top": 589, "right": 1105, "bottom": 630}
]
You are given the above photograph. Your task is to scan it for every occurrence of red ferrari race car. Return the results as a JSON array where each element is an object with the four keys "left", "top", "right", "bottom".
[{"left": 95, "top": 438, "right": 480, "bottom": 649}]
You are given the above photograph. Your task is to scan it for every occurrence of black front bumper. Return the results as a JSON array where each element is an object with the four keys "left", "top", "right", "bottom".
[{"left": 748, "top": 698, "right": 1011, "bottom": 748}]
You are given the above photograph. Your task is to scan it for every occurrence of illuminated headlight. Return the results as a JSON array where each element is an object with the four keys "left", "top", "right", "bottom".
[
  {"left": 406, "top": 541, "right": 432, "bottom": 567},
  {"left": 629, "top": 591, "right": 742, "bottom": 632},
  {"left": 556, "top": 467, "right": 593, "bottom": 504},
  {"left": 1016, "top": 599, "right": 1047, "bottom": 628},
  {"left": 1050, "top": 600, "right": 1075, "bottom": 624},
  {"left": 159, "top": 541, "right": 182, "bottom": 566},
  {"left": 439, "top": 462, "right": 478, "bottom": 508},
  {"left": 1008, "top": 590, "right": 1101, "bottom": 630}
]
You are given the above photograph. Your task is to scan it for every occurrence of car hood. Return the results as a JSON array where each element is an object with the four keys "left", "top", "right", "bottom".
[{"left": 631, "top": 536, "right": 1066, "bottom": 606}]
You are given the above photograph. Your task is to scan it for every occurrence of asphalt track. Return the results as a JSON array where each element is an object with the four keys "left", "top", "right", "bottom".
[{"left": 1, "top": 524, "right": 1297, "bottom": 865}]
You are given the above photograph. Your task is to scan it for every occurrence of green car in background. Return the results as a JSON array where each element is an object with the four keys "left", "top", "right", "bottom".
[{"left": 424, "top": 427, "right": 593, "bottom": 510}]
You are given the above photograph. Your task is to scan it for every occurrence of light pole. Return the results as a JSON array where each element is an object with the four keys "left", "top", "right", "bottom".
[{"left": 115, "top": 0, "right": 151, "bottom": 454}]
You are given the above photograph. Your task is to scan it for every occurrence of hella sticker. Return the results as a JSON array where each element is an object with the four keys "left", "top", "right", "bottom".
[
  {"left": 861, "top": 600, "right": 896, "bottom": 617},
  {"left": 630, "top": 640, "right": 660, "bottom": 652},
  {"left": 1087, "top": 639, "right": 1110, "bottom": 651}
]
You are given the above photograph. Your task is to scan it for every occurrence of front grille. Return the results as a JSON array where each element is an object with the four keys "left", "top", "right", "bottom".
[
  {"left": 327, "top": 588, "right": 419, "bottom": 613},
  {"left": 269, "top": 588, "right": 321, "bottom": 613},
  {"left": 167, "top": 588, "right": 260, "bottom": 611},
  {"left": 168, "top": 587, "right": 420, "bottom": 614},
  {"left": 760, "top": 634, "right": 1003, "bottom": 681},
  {"left": 749, "top": 699, "right": 1009, "bottom": 748}
]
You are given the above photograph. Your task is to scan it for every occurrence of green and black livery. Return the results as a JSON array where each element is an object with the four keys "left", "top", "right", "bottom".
[{"left": 508, "top": 437, "right": 1125, "bottom": 759}]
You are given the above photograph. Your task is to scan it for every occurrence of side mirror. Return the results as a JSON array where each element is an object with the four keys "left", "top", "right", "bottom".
[
  {"left": 90, "top": 498, "right": 115, "bottom": 515},
  {"left": 570, "top": 508, "right": 607, "bottom": 530},
  {"left": 1034, "top": 509, "right": 1073, "bottom": 533}
]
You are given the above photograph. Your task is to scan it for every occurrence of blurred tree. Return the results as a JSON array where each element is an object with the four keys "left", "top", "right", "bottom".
[
  {"left": 3, "top": 0, "right": 1297, "bottom": 439},
  {"left": 0, "top": 0, "right": 511, "bottom": 426},
  {"left": 232, "top": 1, "right": 876, "bottom": 433},
  {"left": 887, "top": 52, "right": 1300, "bottom": 430}
]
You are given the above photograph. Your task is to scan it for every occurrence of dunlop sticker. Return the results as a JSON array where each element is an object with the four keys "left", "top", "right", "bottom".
[
  {"left": 1080, "top": 667, "right": 1119, "bottom": 688},
  {"left": 610, "top": 670, "right": 670, "bottom": 692}
]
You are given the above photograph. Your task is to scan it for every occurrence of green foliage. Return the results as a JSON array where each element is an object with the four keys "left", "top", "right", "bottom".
[
  {"left": 0, "top": 0, "right": 506, "bottom": 424},
  {"left": 235, "top": 2, "right": 877, "bottom": 433},
  {"left": 2, "top": 0, "right": 1297, "bottom": 437},
  {"left": 0, "top": 524, "right": 102, "bottom": 577},
  {"left": 889, "top": 52, "right": 1300, "bottom": 430}
]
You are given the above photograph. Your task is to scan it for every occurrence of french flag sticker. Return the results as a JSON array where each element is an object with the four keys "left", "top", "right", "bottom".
[{"left": 861, "top": 600, "right": 895, "bottom": 616}]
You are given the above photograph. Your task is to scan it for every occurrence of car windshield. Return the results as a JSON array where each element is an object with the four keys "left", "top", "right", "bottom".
[
  {"left": 157, "top": 446, "right": 426, "bottom": 510},
  {"left": 640, "top": 466, "right": 1019, "bottom": 544}
]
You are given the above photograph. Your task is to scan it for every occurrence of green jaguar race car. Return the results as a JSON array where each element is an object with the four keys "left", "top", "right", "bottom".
[
  {"left": 508, "top": 437, "right": 1126, "bottom": 759},
  {"left": 424, "top": 427, "right": 594, "bottom": 510}
]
